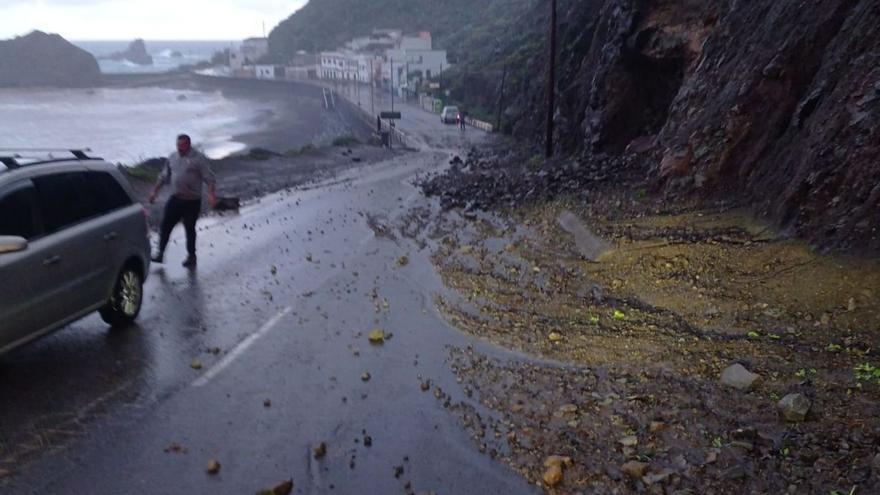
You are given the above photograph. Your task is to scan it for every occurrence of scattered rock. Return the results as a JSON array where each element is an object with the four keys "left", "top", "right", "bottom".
[
  {"left": 397, "top": 255, "right": 410, "bottom": 267},
  {"left": 363, "top": 435, "right": 372, "bottom": 447},
  {"left": 730, "top": 440, "right": 754, "bottom": 451},
  {"left": 164, "top": 442, "right": 187, "bottom": 454},
  {"left": 191, "top": 359, "right": 203, "bottom": 370},
  {"left": 206, "top": 459, "right": 221, "bottom": 475},
  {"left": 265, "top": 479, "right": 294, "bottom": 495},
  {"left": 605, "top": 465, "right": 623, "bottom": 481},
  {"left": 263, "top": 399, "right": 272, "bottom": 408},
  {"left": 558, "top": 404, "right": 578, "bottom": 414},
  {"left": 393, "top": 465, "right": 404, "bottom": 478},
  {"left": 542, "top": 464, "right": 563, "bottom": 487},
  {"left": 722, "top": 465, "right": 746, "bottom": 480},
  {"left": 720, "top": 363, "right": 760, "bottom": 390},
  {"left": 619, "top": 435, "right": 639, "bottom": 447},
  {"left": 620, "top": 460, "right": 649, "bottom": 478},
  {"left": 543, "top": 455, "right": 573, "bottom": 468},
  {"left": 643, "top": 468, "right": 674, "bottom": 486},
  {"left": 313, "top": 442, "right": 327, "bottom": 459},
  {"left": 548, "top": 332, "right": 563, "bottom": 342},
  {"left": 847, "top": 297, "right": 857, "bottom": 312},
  {"left": 361, "top": 372, "right": 372, "bottom": 382},
  {"left": 368, "top": 329, "right": 385, "bottom": 344},
  {"left": 777, "top": 393, "right": 811, "bottom": 422},
  {"left": 649, "top": 421, "right": 667, "bottom": 433}
]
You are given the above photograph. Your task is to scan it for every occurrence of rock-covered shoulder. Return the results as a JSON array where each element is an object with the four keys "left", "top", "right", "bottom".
[{"left": 0, "top": 31, "right": 102, "bottom": 88}]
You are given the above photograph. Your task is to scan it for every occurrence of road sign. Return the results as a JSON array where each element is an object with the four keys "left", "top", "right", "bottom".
[{"left": 380, "top": 111, "right": 401, "bottom": 120}]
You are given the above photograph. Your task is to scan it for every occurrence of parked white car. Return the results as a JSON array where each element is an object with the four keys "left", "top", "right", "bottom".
[{"left": 441, "top": 106, "right": 460, "bottom": 124}]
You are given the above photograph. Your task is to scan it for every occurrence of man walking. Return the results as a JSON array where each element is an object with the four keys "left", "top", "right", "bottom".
[{"left": 149, "top": 134, "right": 216, "bottom": 268}]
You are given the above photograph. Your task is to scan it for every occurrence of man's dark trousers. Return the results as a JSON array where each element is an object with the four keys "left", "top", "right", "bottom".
[{"left": 158, "top": 195, "right": 201, "bottom": 257}]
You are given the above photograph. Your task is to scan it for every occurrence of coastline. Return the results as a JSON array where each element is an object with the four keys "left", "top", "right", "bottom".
[
  {"left": 103, "top": 72, "right": 376, "bottom": 156},
  {"left": 105, "top": 71, "right": 388, "bottom": 228}
]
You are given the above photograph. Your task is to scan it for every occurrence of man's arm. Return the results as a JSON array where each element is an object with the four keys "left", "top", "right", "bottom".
[
  {"left": 149, "top": 159, "right": 172, "bottom": 204},
  {"left": 199, "top": 154, "right": 217, "bottom": 208}
]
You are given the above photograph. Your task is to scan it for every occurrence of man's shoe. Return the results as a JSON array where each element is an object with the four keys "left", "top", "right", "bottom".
[
  {"left": 182, "top": 256, "right": 197, "bottom": 268},
  {"left": 150, "top": 253, "right": 164, "bottom": 264}
]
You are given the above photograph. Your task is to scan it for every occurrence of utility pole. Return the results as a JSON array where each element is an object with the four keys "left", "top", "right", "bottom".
[
  {"left": 390, "top": 58, "right": 395, "bottom": 112},
  {"left": 370, "top": 59, "right": 375, "bottom": 114},
  {"left": 545, "top": 0, "right": 557, "bottom": 158},
  {"left": 496, "top": 65, "right": 508, "bottom": 132}
]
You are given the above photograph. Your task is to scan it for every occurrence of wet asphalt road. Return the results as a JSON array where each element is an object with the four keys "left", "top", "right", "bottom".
[{"left": 0, "top": 101, "right": 538, "bottom": 494}]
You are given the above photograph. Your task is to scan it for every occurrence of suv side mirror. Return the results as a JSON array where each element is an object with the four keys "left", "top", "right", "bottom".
[{"left": 0, "top": 236, "right": 28, "bottom": 254}]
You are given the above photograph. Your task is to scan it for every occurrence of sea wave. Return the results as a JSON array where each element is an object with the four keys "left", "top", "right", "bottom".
[{"left": 0, "top": 87, "right": 273, "bottom": 165}]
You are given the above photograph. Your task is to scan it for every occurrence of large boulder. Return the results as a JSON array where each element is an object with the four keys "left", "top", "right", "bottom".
[{"left": 0, "top": 31, "right": 102, "bottom": 87}]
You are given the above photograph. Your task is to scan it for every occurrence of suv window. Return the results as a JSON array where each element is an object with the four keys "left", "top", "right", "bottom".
[
  {"left": 83, "top": 171, "right": 132, "bottom": 213},
  {"left": 32, "top": 171, "right": 133, "bottom": 234},
  {"left": 0, "top": 181, "right": 42, "bottom": 239}
]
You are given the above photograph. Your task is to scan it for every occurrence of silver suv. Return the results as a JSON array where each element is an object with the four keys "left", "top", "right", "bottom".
[{"left": 0, "top": 149, "right": 150, "bottom": 354}]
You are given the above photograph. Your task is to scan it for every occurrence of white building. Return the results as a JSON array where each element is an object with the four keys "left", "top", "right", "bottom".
[
  {"left": 255, "top": 65, "right": 282, "bottom": 80},
  {"left": 317, "top": 30, "right": 447, "bottom": 90},
  {"left": 384, "top": 48, "right": 448, "bottom": 90},
  {"left": 242, "top": 37, "right": 269, "bottom": 63},
  {"left": 399, "top": 32, "right": 432, "bottom": 51},
  {"left": 229, "top": 50, "right": 244, "bottom": 70},
  {"left": 319, "top": 52, "right": 358, "bottom": 80}
]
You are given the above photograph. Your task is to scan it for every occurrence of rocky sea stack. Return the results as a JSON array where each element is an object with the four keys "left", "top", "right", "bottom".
[
  {"left": 101, "top": 39, "right": 153, "bottom": 66},
  {"left": 0, "top": 31, "right": 102, "bottom": 88}
]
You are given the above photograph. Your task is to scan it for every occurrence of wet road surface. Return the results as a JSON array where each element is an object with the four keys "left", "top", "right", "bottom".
[{"left": 0, "top": 105, "right": 538, "bottom": 494}]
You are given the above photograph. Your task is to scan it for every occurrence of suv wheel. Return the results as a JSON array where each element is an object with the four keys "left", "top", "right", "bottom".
[{"left": 100, "top": 266, "right": 143, "bottom": 327}]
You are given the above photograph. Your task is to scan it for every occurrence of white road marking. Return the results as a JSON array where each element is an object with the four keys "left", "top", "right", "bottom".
[{"left": 191, "top": 306, "right": 293, "bottom": 388}]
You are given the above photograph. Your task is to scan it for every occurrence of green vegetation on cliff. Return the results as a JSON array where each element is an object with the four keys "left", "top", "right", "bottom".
[{"left": 268, "top": 0, "right": 535, "bottom": 64}]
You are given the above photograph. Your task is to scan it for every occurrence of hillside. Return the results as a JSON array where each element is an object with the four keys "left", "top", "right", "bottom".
[
  {"left": 439, "top": 0, "right": 880, "bottom": 255},
  {"left": 271, "top": 0, "right": 880, "bottom": 254},
  {"left": 0, "top": 31, "right": 101, "bottom": 88},
  {"left": 267, "top": 0, "right": 533, "bottom": 63}
]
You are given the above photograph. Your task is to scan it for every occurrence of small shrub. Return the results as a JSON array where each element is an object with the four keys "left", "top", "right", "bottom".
[{"left": 332, "top": 135, "right": 360, "bottom": 147}]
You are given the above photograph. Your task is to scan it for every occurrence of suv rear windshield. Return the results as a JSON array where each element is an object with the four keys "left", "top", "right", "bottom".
[{"left": 32, "top": 171, "right": 132, "bottom": 234}]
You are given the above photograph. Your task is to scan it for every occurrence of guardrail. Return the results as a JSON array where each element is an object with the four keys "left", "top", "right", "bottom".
[
  {"left": 465, "top": 118, "right": 494, "bottom": 133},
  {"left": 321, "top": 83, "right": 409, "bottom": 148}
]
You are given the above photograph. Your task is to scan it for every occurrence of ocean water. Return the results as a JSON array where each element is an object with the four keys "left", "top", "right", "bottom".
[
  {"left": 74, "top": 40, "right": 236, "bottom": 74},
  {"left": 0, "top": 86, "right": 272, "bottom": 165}
]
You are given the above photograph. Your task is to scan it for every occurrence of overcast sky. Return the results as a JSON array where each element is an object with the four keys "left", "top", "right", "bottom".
[{"left": 0, "top": 0, "right": 308, "bottom": 40}]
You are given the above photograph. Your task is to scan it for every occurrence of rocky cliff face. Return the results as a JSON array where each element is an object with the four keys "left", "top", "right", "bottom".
[
  {"left": 487, "top": 0, "right": 879, "bottom": 254},
  {"left": 653, "top": 0, "right": 879, "bottom": 254},
  {"left": 0, "top": 31, "right": 102, "bottom": 88}
]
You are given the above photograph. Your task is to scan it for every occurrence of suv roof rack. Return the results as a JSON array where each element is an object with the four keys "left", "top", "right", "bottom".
[{"left": 0, "top": 148, "right": 101, "bottom": 170}]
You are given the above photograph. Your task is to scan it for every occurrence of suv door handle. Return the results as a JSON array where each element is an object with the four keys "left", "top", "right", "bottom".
[
  {"left": 103, "top": 232, "right": 119, "bottom": 241},
  {"left": 43, "top": 255, "right": 62, "bottom": 267}
]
